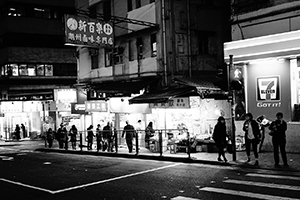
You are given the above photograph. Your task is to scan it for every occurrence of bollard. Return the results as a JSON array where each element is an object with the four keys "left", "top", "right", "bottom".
[
  {"left": 159, "top": 130, "right": 163, "bottom": 156},
  {"left": 79, "top": 132, "right": 83, "bottom": 151},
  {"left": 135, "top": 131, "right": 139, "bottom": 155},
  {"left": 187, "top": 132, "right": 191, "bottom": 159}
]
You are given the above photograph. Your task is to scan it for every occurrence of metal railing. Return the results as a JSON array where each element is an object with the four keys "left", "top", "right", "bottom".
[{"left": 44, "top": 128, "right": 193, "bottom": 158}]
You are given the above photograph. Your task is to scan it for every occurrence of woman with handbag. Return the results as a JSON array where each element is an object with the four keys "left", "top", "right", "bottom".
[
  {"left": 243, "top": 113, "right": 261, "bottom": 165},
  {"left": 212, "top": 116, "right": 228, "bottom": 162}
]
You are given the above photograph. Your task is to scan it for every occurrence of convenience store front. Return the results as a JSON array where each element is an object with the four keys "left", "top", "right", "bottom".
[{"left": 224, "top": 30, "right": 300, "bottom": 152}]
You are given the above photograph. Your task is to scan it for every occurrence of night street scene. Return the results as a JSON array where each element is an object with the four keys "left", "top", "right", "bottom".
[{"left": 1, "top": 0, "right": 300, "bottom": 199}]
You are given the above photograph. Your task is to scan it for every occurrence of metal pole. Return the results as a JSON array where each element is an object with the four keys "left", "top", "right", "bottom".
[
  {"left": 159, "top": 130, "right": 163, "bottom": 156},
  {"left": 187, "top": 131, "right": 191, "bottom": 159},
  {"left": 135, "top": 130, "right": 139, "bottom": 155},
  {"left": 80, "top": 132, "right": 83, "bottom": 151},
  {"left": 229, "top": 55, "right": 236, "bottom": 161}
]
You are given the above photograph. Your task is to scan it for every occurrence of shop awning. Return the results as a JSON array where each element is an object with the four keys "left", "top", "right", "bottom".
[
  {"left": 173, "top": 77, "right": 228, "bottom": 99},
  {"left": 129, "top": 86, "right": 194, "bottom": 104},
  {"left": 173, "top": 76, "right": 221, "bottom": 91},
  {"left": 224, "top": 29, "right": 300, "bottom": 63}
]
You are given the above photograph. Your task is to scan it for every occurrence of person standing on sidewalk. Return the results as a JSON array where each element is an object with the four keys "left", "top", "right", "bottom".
[
  {"left": 69, "top": 125, "right": 78, "bottom": 150},
  {"left": 212, "top": 116, "right": 228, "bottom": 162},
  {"left": 269, "top": 112, "right": 288, "bottom": 166},
  {"left": 243, "top": 113, "right": 261, "bottom": 165},
  {"left": 96, "top": 124, "right": 103, "bottom": 152},
  {"left": 86, "top": 125, "right": 94, "bottom": 150},
  {"left": 46, "top": 128, "right": 54, "bottom": 148},
  {"left": 122, "top": 121, "right": 136, "bottom": 153}
]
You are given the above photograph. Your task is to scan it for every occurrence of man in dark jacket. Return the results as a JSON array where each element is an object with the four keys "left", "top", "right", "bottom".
[
  {"left": 122, "top": 121, "right": 136, "bottom": 153},
  {"left": 243, "top": 113, "right": 261, "bottom": 165},
  {"left": 102, "top": 122, "right": 113, "bottom": 152},
  {"left": 269, "top": 112, "right": 288, "bottom": 166}
]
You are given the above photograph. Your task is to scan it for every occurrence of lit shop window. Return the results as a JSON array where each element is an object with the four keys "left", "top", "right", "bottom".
[
  {"left": 34, "top": 7, "right": 51, "bottom": 19},
  {"left": 7, "top": 6, "right": 24, "bottom": 17}
]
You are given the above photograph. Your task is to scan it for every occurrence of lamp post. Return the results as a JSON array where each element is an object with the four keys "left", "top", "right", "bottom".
[{"left": 229, "top": 55, "right": 237, "bottom": 161}]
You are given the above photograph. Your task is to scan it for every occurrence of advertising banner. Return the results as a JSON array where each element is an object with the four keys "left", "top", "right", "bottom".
[{"left": 64, "top": 14, "right": 114, "bottom": 47}]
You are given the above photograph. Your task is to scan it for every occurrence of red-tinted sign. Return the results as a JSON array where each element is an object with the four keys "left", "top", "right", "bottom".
[{"left": 64, "top": 14, "right": 114, "bottom": 47}]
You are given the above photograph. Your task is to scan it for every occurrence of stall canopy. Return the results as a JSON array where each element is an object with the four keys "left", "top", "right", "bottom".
[{"left": 129, "top": 86, "right": 194, "bottom": 104}]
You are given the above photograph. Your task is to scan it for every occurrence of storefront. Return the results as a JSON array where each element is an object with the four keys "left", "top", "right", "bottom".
[{"left": 224, "top": 30, "right": 300, "bottom": 152}]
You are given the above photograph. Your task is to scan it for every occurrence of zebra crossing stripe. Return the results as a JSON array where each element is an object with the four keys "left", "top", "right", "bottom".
[
  {"left": 224, "top": 179, "right": 300, "bottom": 191},
  {"left": 246, "top": 173, "right": 300, "bottom": 181},
  {"left": 200, "top": 187, "right": 300, "bottom": 200}
]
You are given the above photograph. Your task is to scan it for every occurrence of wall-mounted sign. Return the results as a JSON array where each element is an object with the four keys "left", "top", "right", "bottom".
[
  {"left": 64, "top": 14, "right": 114, "bottom": 47},
  {"left": 85, "top": 101, "right": 108, "bottom": 112},
  {"left": 150, "top": 98, "right": 190, "bottom": 109},
  {"left": 256, "top": 76, "right": 281, "bottom": 108},
  {"left": 71, "top": 103, "right": 87, "bottom": 114}
]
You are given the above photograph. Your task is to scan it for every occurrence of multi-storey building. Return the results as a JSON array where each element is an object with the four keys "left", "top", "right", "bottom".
[
  {"left": 75, "top": 0, "right": 231, "bottom": 139},
  {"left": 224, "top": 0, "right": 300, "bottom": 152},
  {"left": 0, "top": 0, "right": 77, "bottom": 139}
]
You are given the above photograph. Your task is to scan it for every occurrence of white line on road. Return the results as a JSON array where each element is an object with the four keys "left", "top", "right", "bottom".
[
  {"left": 52, "top": 163, "right": 181, "bottom": 194},
  {"left": 224, "top": 179, "right": 300, "bottom": 191},
  {"left": 200, "top": 187, "right": 300, "bottom": 200},
  {"left": 246, "top": 173, "right": 300, "bottom": 181},
  {"left": 0, "top": 178, "right": 55, "bottom": 194},
  {"left": 0, "top": 163, "right": 181, "bottom": 194}
]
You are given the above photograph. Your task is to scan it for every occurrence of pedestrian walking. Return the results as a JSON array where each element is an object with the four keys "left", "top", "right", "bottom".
[
  {"left": 21, "top": 124, "right": 27, "bottom": 138},
  {"left": 96, "top": 124, "right": 103, "bottom": 152},
  {"left": 103, "top": 122, "right": 113, "bottom": 152},
  {"left": 269, "top": 112, "right": 288, "bottom": 166},
  {"left": 46, "top": 128, "right": 54, "bottom": 148},
  {"left": 69, "top": 125, "right": 78, "bottom": 150},
  {"left": 212, "top": 116, "right": 228, "bottom": 162},
  {"left": 243, "top": 113, "right": 261, "bottom": 165},
  {"left": 122, "top": 121, "right": 136, "bottom": 153},
  {"left": 14, "top": 124, "right": 21, "bottom": 140},
  {"left": 145, "top": 122, "right": 155, "bottom": 149},
  {"left": 56, "top": 124, "right": 65, "bottom": 149},
  {"left": 86, "top": 125, "right": 94, "bottom": 150}
]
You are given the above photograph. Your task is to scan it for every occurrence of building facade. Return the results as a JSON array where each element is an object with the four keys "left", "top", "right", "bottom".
[
  {"left": 0, "top": 0, "right": 78, "bottom": 139},
  {"left": 225, "top": 0, "right": 300, "bottom": 152},
  {"left": 75, "top": 0, "right": 232, "bottom": 143}
]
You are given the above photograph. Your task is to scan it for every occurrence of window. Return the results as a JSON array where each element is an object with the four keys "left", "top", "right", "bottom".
[
  {"left": 129, "top": 41, "right": 134, "bottom": 61},
  {"left": 7, "top": 6, "right": 24, "bottom": 17},
  {"left": 34, "top": 7, "right": 51, "bottom": 19},
  {"left": 27, "top": 65, "right": 36, "bottom": 76},
  {"left": 136, "top": 0, "right": 141, "bottom": 9},
  {"left": 36, "top": 65, "right": 45, "bottom": 76},
  {"left": 105, "top": 48, "right": 124, "bottom": 67},
  {"left": 19, "top": 64, "right": 28, "bottom": 76},
  {"left": 45, "top": 65, "right": 53, "bottom": 76},
  {"left": 137, "top": 37, "right": 143, "bottom": 60},
  {"left": 128, "top": 0, "right": 133, "bottom": 12},
  {"left": 151, "top": 34, "right": 157, "bottom": 57},
  {"left": 197, "top": 32, "right": 209, "bottom": 55}
]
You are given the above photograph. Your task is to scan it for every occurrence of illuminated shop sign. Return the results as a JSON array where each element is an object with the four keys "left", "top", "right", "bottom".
[
  {"left": 256, "top": 76, "right": 281, "bottom": 108},
  {"left": 71, "top": 103, "right": 87, "bottom": 114},
  {"left": 150, "top": 98, "right": 190, "bottom": 109},
  {"left": 85, "top": 101, "right": 108, "bottom": 112},
  {"left": 64, "top": 14, "right": 114, "bottom": 47}
]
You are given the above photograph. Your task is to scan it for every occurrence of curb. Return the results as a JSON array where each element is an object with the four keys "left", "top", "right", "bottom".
[{"left": 35, "top": 148, "right": 232, "bottom": 167}]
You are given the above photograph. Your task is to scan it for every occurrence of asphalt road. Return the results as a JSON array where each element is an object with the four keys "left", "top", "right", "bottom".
[{"left": 1, "top": 150, "right": 300, "bottom": 200}]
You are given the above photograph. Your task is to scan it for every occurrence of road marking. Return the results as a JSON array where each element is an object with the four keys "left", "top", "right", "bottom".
[
  {"left": 0, "top": 178, "right": 55, "bottom": 194},
  {"left": 0, "top": 163, "right": 181, "bottom": 194},
  {"left": 171, "top": 196, "right": 200, "bottom": 200},
  {"left": 246, "top": 173, "right": 300, "bottom": 181},
  {"left": 200, "top": 187, "right": 300, "bottom": 200},
  {"left": 52, "top": 163, "right": 181, "bottom": 194},
  {"left": 224, "top": 179, "right": 300, "bottom": 191}
]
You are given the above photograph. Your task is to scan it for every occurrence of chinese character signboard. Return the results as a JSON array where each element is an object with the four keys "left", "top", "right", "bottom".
[
  {"left": 85, "top": 101, "right": 108, "bottom": 112},
  {"left": 256, "top": 76, "right": 281, "bottom": 108},
  {"left": 64, "top": 14, "right": 114, "bottom": 47},
  {"left": 150, "top": 98, "right": 190, "bottom": 109},
  {"left": 71, "top": 103, "right": 87, "bottom": 114}
]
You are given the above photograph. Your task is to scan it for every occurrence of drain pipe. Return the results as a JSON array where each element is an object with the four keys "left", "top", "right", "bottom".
[{"left": 162, "top": 0, "right": 168, "bottom": 86}]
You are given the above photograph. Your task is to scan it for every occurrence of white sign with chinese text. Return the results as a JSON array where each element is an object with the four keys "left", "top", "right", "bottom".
[{"left": 149, "top": 97, "right": 190, "bottom": 109}]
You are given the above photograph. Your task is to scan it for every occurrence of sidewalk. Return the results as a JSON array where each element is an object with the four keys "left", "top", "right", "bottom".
[{"left": 1, "top": 139, "right": 299, "bottom": 171}]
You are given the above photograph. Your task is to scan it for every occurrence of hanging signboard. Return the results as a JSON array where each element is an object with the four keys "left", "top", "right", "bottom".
[
  {"left": 64, "top": 14, "right": 114, "bottom": 47},
  {"left": 85, "top": 101, "right": 108, "bottom": 112},
  {"left": 150, "top": 97, "right": 190, "bottom": 109},
  {"left": 71, "top": 103, "right": 87, "bottom": 114}
]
